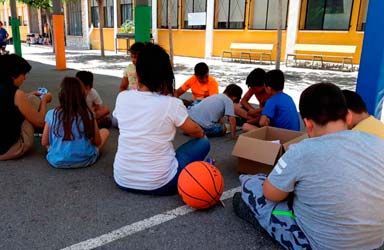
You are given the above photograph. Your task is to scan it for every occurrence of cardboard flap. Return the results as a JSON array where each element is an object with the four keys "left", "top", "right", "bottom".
[
  {"left": 282, "top": 133, "right": 308, "bottom": 151},
  {"left": 232, "top": 134, "right": 281, "bottom": 165}
]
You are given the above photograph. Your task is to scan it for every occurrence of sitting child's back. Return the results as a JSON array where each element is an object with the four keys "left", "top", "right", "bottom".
[
  {"left": 188, "top": 84, "right": 242, "bottom": 139},
  {"left": 260, "top": 70, "right": 300, "bottom": 131}
]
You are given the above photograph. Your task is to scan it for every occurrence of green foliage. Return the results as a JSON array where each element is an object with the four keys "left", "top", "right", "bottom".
[
  {"left": 18, "top": 0, "right": 52, "bottom": 9},
  {"left": 121, "top": 20, "right": 134, "bottom": 33}
]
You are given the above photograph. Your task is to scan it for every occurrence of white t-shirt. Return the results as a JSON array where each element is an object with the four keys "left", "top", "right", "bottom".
[
  {"left": 113, "top": 90, "right": 188, "bottom": 190},
  {"left": 86, "top": 88, "right": 103, "bottom": 111}
]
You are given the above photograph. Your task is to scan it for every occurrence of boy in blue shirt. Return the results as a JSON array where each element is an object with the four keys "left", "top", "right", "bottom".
[{"left": 244, "top": 69, "right": 300, "bottom": 131}]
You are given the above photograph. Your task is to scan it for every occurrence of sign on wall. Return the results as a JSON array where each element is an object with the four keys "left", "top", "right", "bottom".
[{"left": 188, "top": 12, "right": 206, "bottom": 26}]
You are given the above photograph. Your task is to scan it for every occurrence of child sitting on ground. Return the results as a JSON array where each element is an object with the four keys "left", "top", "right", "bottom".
[
  {"left": 188, "top": 84, "right": 243, "bottom": 139},
  {"left": 174, "top": 62, "right": 219, "bottom": 106},
  {"left": 119, "top": 42, "right": 145, "bottom": 92},
  {"left": 42, "top": 77, "right": 109, "bottom": 168},
  {"left": 243, "top": 69, "right": 300, "bottom": 132},
  {"left": 76, "top": 70, "right": 112, "bottom": 128},
  {"left": 235, "top": 68, "right": 271, "bottom": 126},
  {"left": 342, "top": 89, "right": 384, "bottom": 139}
]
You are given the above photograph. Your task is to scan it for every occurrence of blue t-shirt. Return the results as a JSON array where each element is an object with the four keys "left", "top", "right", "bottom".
[
  {"left": 45, "top": 109, "right": 99, "bottom": 168},
  {"left": 0, "top": 28, "right": 7, "bottom": 44},
  {"left": 261, "top": 92, "right": 300, "bottom": 131}
]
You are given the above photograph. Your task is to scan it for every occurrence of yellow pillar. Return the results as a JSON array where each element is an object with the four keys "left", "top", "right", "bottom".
[{"left": 53, "top": 14, "right": 66, "bottom": 70}]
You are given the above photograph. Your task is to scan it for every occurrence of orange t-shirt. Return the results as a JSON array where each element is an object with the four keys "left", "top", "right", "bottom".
[{"left": 180, "top": 75, "right": 219, "bottom": 100}]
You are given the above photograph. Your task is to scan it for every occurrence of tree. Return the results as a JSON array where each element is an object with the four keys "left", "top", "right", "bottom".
[
  {"left": 19, "top": 0, "right": 54, "bottom": 51},
  {"left": 96, "top": 0, "right": 105, "bottom": 57},
  {"left": 275, "top": 0, "right": 283, "bottom": 69},
  {"left": 21, "top": 0, "right": 106, "bottom": 57},
  {"left": 167, "top": 0, "right": 174, "bottom": 67}
]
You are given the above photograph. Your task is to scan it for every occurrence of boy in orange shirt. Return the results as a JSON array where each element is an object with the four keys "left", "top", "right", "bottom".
[{"left": 174, "top": 62, "right": 219, "bottom": 106}]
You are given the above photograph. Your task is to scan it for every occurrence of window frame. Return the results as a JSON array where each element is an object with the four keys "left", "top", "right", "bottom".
[
  {"left": 248, "top": 0, "right": 290, "bottom": 30},
  {"left": 67, "top": 0, "right": 83, "bottom": 36},
  {"left": 181, "top": 0, "right": 207, "bottom": 30},
  {"left": 302, "top": 0, "right": 354, "bottom": 31},
  {"left": 103, "top": 0, "right": 114, "bottom": 28},
  {"left": 90, "top": 0, "right": 99, "bottom": 28},
  {"left": 356, "top": 0, "right": 369, "bottom": 31},
  {"left": 120, "top": 0, "right": 133, "bottom": 26},
  {"left": 214, "top": 0, "right": 247, "bottom": 30},
  {"left": 157, "top": 0, "right": 179, "bottom": 29}
]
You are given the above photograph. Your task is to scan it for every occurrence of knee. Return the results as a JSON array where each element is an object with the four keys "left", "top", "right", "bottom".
[
  {"left": 197, "top": 137, "right": 210, "bottom": 153},
  {"left": 28, "top": 95, "right": 40, "bottom": 110}
]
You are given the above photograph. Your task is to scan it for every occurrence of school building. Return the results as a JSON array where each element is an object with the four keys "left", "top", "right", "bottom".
[{"left": 0, "top": 0, "right": 369, "bottom": 64}]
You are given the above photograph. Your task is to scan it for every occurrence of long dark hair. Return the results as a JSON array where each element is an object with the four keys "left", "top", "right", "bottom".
[
  {"left": 135, "top": 43, "right": 175, "bottom": 95},
  {"left": 52, "top": 77, "right": 95, "bottom": 141},
  {"left": 0, "top": 54, "right": 31, "bottom": 86}
]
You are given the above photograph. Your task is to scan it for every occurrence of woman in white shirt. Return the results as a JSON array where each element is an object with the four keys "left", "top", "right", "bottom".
[{"left": 113, "top": 43, "right": 210, "bottom": 195}]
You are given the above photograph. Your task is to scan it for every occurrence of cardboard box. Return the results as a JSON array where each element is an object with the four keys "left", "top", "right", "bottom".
[{"left": 232, "top": 126, "right": 307, "bottom": 175}]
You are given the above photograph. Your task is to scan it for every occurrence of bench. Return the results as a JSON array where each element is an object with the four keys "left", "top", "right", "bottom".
[
  {"left": 286, "top": 44, "right": 356, "bottom": 71},
  {"left": 222, "top": 43, "right": 274, "bottom": 64}
]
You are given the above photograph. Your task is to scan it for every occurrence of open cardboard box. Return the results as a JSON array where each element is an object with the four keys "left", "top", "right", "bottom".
[{"left": 232, "top": 126, "right": 308, "bottom": 175}]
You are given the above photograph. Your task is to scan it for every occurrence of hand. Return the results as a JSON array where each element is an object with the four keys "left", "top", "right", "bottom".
[
  {"left": 247, "top": 108, "right": 261, "bottom": 116},
  {"left": 41, "top": 92, "right": 52, "bottom": 103}
]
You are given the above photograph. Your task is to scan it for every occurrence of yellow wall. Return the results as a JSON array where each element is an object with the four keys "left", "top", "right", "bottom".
[
  {"left": 90, "top": 28, "right": 116, "bottom": 50},
  {"left": 90, "top": 28, "right": 142, "bottom": 52},
  {"left": 296, "top": 31, "right": 364, "bottom": 64},
  {"left": 296, "top": 0, "right": 364, "bottom": 64},
  {"left": 6, "top": 25, "right": 28, "bottom": 42},
  {"left": 90, "top": 0, "right": 365, "bottom": 64},
  {"left": 212, "top": 30, "right": 287, "bottom": 61},
  {"left": 157, "top": 29, "right": 206, "bottom": 58}
]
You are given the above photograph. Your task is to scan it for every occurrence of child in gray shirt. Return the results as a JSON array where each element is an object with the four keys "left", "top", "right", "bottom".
[{"left": 188, "top": 84, "right": 242, "bottom": 139}]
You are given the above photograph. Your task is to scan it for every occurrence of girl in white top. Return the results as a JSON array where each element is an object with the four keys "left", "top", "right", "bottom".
[{"left": 113, "top": 43, "right": 210, "bottom": 195}]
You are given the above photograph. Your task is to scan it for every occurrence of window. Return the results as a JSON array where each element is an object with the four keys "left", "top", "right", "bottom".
[
  {"left": 182, "top": 0, "right": 206, "bottom": 29},
  {"left": 357, "top": 0, "right": 368, "bottom": 31},
  {"left": 90, "top": 0, "right": 114, "bottom": 28},
  {"left": 121, "top": 0, "right": 133, "bottom": 24},
  {"left": 215, "top": 0, "right": 246, "bottom": 29},
  {"left": 91, "top": 0, "right": 99, "bottom": 27},
  {"left": 68, "top": 1, "right": 82, "bottom": 35},
  {"left": 104, "top": 0, "right": 114, "bottom": 27},
  {"left": 304, "top": 0, "right": 354, "bottom": 30},
  {"left": 158, "top": 0, "right": 178, "bottom": 28},
  {"left": 249, "top": 0, "right": 289, "bottom": 30}
]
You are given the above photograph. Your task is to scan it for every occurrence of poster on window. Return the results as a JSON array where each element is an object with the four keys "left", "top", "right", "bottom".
[{"left": 188, "top": 12, "right": 206, "bottom": 26}]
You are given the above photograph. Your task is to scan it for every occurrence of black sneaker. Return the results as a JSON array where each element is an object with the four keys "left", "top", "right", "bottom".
[{"left": 232, "top": 192, "right": 262, "bottom": 231}]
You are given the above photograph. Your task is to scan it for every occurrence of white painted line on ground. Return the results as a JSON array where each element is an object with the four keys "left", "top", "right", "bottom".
[{"left": 60, "top": 186, "right": 241, "bottom": 250}]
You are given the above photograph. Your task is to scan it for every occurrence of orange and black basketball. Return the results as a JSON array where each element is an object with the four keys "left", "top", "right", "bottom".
[{"left": 178, "top": 161, "right": 224, "bottom": 209}]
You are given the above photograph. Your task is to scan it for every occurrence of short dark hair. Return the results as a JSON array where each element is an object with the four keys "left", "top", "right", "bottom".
[
  {"left": 76, "top": 71, "right": 94, "bottom": 88},
  {"left": 129, "top": 42, "right": 145, "bottom": 54},
  {"left": 265, "top": 69, "right": 284, "bottom": 91},
  {"left": 342, "top": 90, "right": 368, "bottom": 114},
  {"left": 0, "top": 54, "right": 31, "bottom": 85},
  {"left": 299, "top": 82, "right": 348, "bottom": 126},
  {"left": 223, "top": 84, "right": 243, "bottom": 103},
  {"left": 136, "top": 43, "right": 175, "bottom": 95},
  {"left": 0, "top": 21, "right": 3, "bottom": 25},
  {"left": 246, "top": 68, "right": 266, "bottom": 87},
  {"left": 194, "top": 62, "right": 209, "bottom": 77}
]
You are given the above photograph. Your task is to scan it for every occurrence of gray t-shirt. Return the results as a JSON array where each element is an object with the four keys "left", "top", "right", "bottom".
[
  {"left": 188, "top": 93, "right": 235, "bottom": 129},
  {"left": 269, "top": 130, "right": 384, "bottom": 250}
]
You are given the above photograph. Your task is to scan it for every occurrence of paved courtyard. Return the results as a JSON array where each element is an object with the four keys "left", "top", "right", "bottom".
[{"left": 1, "top": 44, "right": 361, "bottom": 250}]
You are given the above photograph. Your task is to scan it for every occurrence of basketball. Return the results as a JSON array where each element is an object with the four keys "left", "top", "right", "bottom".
[{"left": 178, "top": 161, "right": 224, "bottom": 209}]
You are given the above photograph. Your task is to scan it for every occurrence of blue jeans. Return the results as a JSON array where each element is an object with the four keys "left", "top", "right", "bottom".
[{"left": 117, "top": 137, "right": 210, "bottom": 195}]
